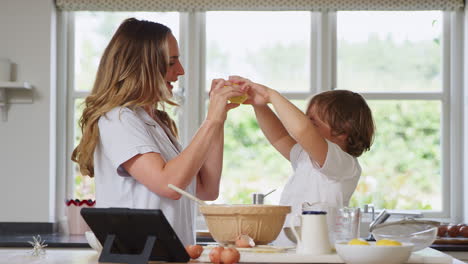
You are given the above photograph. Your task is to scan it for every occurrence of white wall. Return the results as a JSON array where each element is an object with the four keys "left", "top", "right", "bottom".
[
  {"left": 0, "top": 0, "right": 56, "bottom": 222},
  {"left": 464, "top": 5, "right": 468, "bottom": 223}
]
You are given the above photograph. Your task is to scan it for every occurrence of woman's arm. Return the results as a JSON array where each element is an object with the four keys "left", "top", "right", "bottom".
[
  {"left": 123, "top": 80, "right": 243, "bottom": 200},
  {"left": 196, "top": 124, "right": 224, "bottom": 201}
]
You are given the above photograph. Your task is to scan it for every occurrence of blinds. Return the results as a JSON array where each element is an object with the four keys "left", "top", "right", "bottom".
[{"left": 55, "top": 0, "right": 464, "bottom": 12}]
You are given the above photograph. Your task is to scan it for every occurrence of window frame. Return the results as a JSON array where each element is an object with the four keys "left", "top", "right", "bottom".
[{"left": 59, "top": 10, "right": 464, "bottom": 224}]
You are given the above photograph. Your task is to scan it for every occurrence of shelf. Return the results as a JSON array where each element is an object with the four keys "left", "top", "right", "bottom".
[
  {"left": 0, "top": 81, "right": 33, "bottom": 121},
  {"left": 0, "top": 81, "right": 32, "bottom": 89}
]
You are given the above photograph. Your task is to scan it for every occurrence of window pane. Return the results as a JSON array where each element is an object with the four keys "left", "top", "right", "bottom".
[
  {"left": 206, "top": 12, "right": 310, "bottom": 92},
  {"left": 337, "top": 11, "right": 442, "bottom": 92},
  {"left": 350, "top": 101, "right": 442, "bottom": 211},
  {"left": 213, "top": 100, "right": 307, "bottom": 205},
  {"left": 74, "top": 12, "right": 179, "bottom": 92}
]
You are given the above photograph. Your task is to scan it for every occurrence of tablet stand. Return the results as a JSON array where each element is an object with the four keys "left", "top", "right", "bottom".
[{"left": 98, "top": 234, "right": 160, "bottom": 264}]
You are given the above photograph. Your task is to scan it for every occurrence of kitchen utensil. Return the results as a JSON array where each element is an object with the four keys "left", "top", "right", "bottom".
[
  {"left": 335, "top": 241, "right": 414, "bottom": 264},
  {"left": 252, "top": 189, "right": 276, "bottom": 204},
  {"left": 369, "top": 209, "right": 391, "bottom": 232},
  {"left": 334, "top": 207, "right": 361, "bottom": 243},
  {"left": 283, "top": 226, "right": 301, "bottom": 243},
  {"left": 372, "top": 219, "right": 439, "bottom": 251},
  {"left": 168, "top": 184, "right": 206, "bottom": 206},
  {"left": 289, "top": 210, "right": 332, "bottom": 255},
  {"left": 66, "top": 199, "right": 93, "bottom": 235},
  {"left": 199, "top": 204, "right": 291, "bottom": 245}
]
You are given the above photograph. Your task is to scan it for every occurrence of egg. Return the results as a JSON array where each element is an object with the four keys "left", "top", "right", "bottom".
[
  {"left": 376, "top": 239, "right": 402, "bottom": 246},
  {"left": 185, "top": 244, "right": 203, "bottom": 259},
  {"left": 347, "top": 238, "right": 370, "bottom": 245},
  {"left": 448, "top": 225, "right": 461, "bottom": 237},
  {"left": 220, "top": 247, "right": 241, "bottom": 264},
  {"left": 209, "top": 246, "right": 224, "bottom": 264},
  {"left": 235, "top": 234, "right": 255, "bottom": 248},
  {"left": 228, "top": 94, "right": 248, "bottom": 104},
  {"left": 460, "top": 225, "right": 468, "bottom": 238},
  {"left": 437, "top": 225, "right": 448, "bottom": 237}
]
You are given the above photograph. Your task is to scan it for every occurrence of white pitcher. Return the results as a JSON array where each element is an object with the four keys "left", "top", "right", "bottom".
[{"left": 290, "top": 211, "right": 332, "bottom": 255}]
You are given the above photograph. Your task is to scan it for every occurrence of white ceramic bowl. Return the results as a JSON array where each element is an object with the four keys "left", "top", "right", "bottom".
[
  {"left": 85, "top": 231, "right": 103, "bottom": 252},
  {"left": 335, "top": 242, "right": 414, "bottom": 264},
  {"left": 372, "top": 224, "right": 437, "bottom": 252}
]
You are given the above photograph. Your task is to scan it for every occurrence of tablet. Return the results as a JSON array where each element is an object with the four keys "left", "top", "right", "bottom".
[{"left": 81, "top": 207, "right": 190, "bottom": 263}]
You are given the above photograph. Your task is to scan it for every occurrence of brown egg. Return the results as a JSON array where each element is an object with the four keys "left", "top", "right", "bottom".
[
  {"left": 460, "top": 225, "right": 468, "bottom": 238},
  {"left": 437, "top": 225, "right": 448, "bottom": 237},
  {"left": 447, "top": 225, "right": 461, "bottom": 237},
  {"left": 185, "top": 244, "right": 203, "bottom": 259},
  {"left": 220, "top": 248, "right": 241, "bottom": 264},
  {"left": 209, "top": 246, "right": 224, "bottom": 264},
  {"left": 235, "top": 234, "right": 255, "bottom": 248}
]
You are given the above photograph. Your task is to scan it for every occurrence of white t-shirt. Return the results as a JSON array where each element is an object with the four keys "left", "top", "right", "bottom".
[
  {"left": 94, "top": 106, "right": 196, "bottom": 246},
  {"left": 274, "top": 140, "right": 361, "bottom": 246}
]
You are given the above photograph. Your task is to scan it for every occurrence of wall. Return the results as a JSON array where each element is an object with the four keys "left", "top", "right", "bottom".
[
  {"left": 464, "top": 4, "right": 468, "bottom": 223},
  {"left": 0, "top": 0, "right": 56, "bottom": 222}
]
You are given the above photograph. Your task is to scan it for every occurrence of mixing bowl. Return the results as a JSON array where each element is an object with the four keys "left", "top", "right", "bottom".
[
  {"left": 371, "top": 219, "right": 438, "bottom": 251},
  {"left": 199, "top": 204, "right": 291, "bottom": 245},
  {"left": 335, "top": 241, "right": 414, "bottom": 264}
]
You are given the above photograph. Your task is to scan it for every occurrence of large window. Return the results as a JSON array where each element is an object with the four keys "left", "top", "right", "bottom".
[
  {"left": 67, "top": 10, "right": 459, "bottom": 219},
  {"left": 205, "top": 12, "right": 311, "bottom": 204},
  {"left": 337, "top": 11, "right": 444, "bottom": 211}
]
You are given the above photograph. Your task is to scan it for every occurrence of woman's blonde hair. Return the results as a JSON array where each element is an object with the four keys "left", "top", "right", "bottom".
[
  {"left": 72, "top": 18, "right": 178, "bottom": 178},
  {"left": 306, "top": 90, "right": 375, "bottom": 157}
]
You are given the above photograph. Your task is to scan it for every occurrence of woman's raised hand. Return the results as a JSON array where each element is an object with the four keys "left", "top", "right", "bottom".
[
  {"left": 228, "top": 76, "right": 272, "bottom": 105},
  {"left": 206, "top": 78, "right": 244, "bottom": 123}
]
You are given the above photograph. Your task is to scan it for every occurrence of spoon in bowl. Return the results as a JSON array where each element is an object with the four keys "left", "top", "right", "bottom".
[{"left": 168, "top": 184, "right": 207, "bottom": 206}]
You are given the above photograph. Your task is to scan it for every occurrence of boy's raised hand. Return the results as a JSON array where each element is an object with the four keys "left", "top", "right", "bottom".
[{"left": 228, "top": 75, "right": 271, "bottom": 105}]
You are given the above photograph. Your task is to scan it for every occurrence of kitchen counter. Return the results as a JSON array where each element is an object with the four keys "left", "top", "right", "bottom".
[
  {"left": 0, "top": 247, "right": 465, "bottom": 264},
  {"left": 0, "top": 233, "right": 89, "bottom": 248},
  {"left": 0, "top": 232, "right": 215, "bottom": 248}
]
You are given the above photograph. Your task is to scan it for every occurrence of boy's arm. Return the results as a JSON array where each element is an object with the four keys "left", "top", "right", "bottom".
[
  {"left": 267, "top": 90, "right": 328, "bottom": 166},
  {"left": 229, "top": 75, "right": 328, "bottom": 166},
  {"left": 253, "top": 105, "right": 296, "bottom": 160}
]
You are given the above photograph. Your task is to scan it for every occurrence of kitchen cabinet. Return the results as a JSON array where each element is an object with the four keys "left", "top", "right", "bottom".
[{"left": 0, "top": 247, "right": 466, "bottom": 264}]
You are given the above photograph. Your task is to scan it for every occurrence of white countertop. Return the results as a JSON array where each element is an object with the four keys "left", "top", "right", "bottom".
[{"left": 0, "top": 247, "right": 465, "bottom": 264}]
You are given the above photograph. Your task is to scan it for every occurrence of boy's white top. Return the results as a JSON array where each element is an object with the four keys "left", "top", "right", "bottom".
[
  {"left": 275, "top": 140, "right": 361, "bottom": 246},
  {"left": 94, "top": 106, "right": 196, "bottom": 246}
]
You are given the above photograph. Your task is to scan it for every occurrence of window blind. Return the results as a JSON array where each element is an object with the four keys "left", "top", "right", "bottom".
[{"left": 55, "top": 0, "right": 464, "bottom": 12}]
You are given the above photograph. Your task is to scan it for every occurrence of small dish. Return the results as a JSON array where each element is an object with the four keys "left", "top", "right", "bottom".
[
  {"left": 85, "top": 231, "right": 103, "bottom": 252},
  {"left": 335, "top": 241, "right": 413, "bottom": 264}
]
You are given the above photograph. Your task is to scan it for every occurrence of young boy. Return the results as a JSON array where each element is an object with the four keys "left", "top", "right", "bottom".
[{"left": 229, "top": 76, "right": 375, "bottom": 246}]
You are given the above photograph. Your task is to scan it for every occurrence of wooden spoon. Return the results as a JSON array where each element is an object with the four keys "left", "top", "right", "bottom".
[{"left": 168, "top": 184, "right": 207, "bottom": 206}]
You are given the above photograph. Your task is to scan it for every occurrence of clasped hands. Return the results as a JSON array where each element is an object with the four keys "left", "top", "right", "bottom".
[{"left": 206, "top": 75, "right": 274, "bottom": 123}]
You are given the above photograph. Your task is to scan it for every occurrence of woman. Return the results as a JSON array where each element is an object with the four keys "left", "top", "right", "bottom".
[{"left": 71, "top": 18, "right": 243, "bottom": 245}]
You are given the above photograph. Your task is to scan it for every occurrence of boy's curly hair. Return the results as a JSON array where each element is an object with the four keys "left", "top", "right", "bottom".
[{"left": 306, "top": 90, "right": 375, "bottom": 157}]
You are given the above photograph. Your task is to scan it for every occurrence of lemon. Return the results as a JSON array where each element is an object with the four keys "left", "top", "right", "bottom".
[
  {"left": 228, "top": 94, "right": 248, "bottom": 104},
  {"left": 376, "top": 239, "right": 402, "bottom": 246},
  {"left": 347, "top": 238, "right": 370, "bottom": 245}
]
